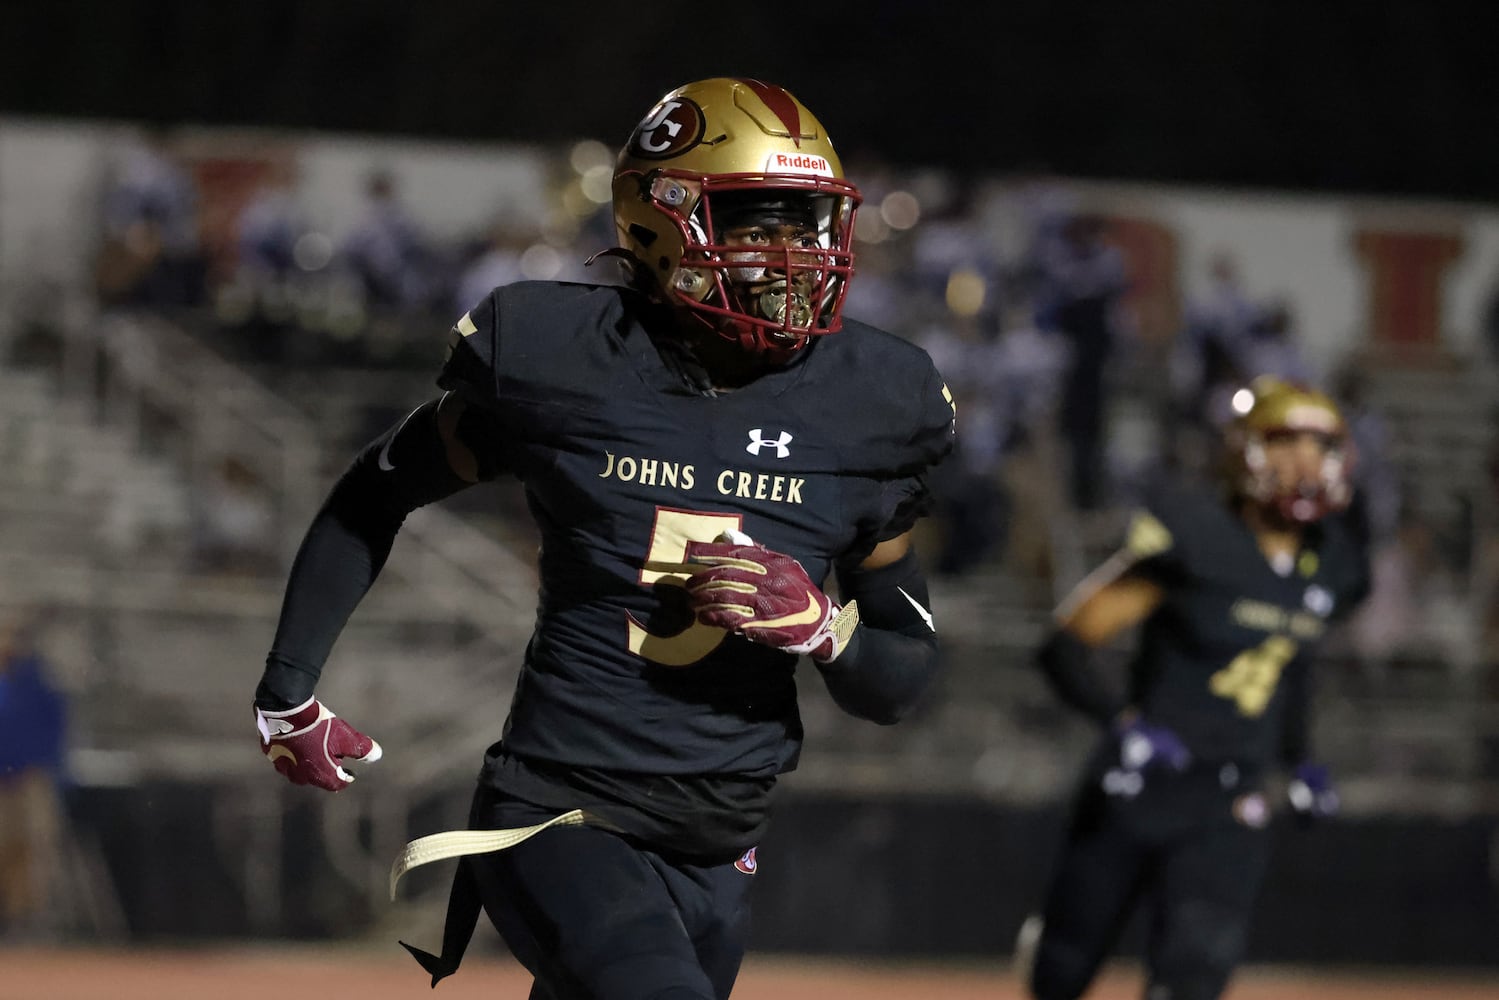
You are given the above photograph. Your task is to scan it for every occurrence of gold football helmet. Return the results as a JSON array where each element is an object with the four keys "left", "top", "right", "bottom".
[
  {"left": 1225, "top": 375, "right": 1353, "bottom": 524},
  {"left": 611, "top": 78, "right": 861, "bottom": 358}
]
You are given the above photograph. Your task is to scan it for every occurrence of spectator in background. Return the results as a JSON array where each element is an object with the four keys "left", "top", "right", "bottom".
[
  {"left": 0, "top": 608, "right": 67, "bottom": 937},
  {"left": 1345, "top": 510, "right": 1426, "bottom": 678},
  {"left": 1481, "top": 426, "right": 1499, "bottom": 723},
  {"left": 453, "top": 219, "right": 529, "bottom": 318},
  {"left": 222, "top": 156, "right": 327, "bottom": 364},
  {"left": 191, "top": 455, "right": 277, "bottom": 577},
  {"left": 991, "top": 299, "right": 1072, "bottom": 450},
  {"left": 235, "top": 156, "right": 313, "bottom": 288},
  {"left": 1482, "top": 276, "right": 1499, "bottom": 368},
  {"left": 920, "top": 298, "right": 1071, "bottom": 576},
  {"left": 1341, "top": 503, "right": 1473, "bottom": 699},
  {"left": 1002, "top": 170, "right": 1080, "bottom": 304},
  {"left": 919, "top": 312, "right": 1011, "bottom": 575},
  {"left": 340, "top": 169, "right": 436, "bottom": 313},
  {"left": 1235, "top": 300, "right": 1314, "bottom": 389},
  {"left": 1482, "top": 425, "right": 1499, "bottom": 781},
  {"left": 837, "top": 235, "right": 913, "bottom": 336},
  {"left": 94, "top": 130, "right": 206, "bottom": 308},
  {"left": 1035, "top": 212, "right": 1129, "bottom": 511},
  {"left": 990, "top": 300, "right": 1071, "bottom": 584},
  {"left": 1333, "top": 367, "right": 1402, "bottom": 549},
  {"left": 1171, "top": 251, "right": 1262, "bottom": 435},
  {"left": 1169, "top": 254, "right": 1316, "bottom": 478}
]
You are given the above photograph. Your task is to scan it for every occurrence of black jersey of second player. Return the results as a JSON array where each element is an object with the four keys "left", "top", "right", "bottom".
[
  {"left": 437, "top": 281, "right": 954, "bottom": 782},
  {"left": 1117, "top": 484, "right": 1368, "bottom": 770}
]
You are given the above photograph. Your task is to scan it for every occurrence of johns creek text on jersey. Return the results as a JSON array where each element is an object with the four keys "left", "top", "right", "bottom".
[{"left": 598, "top": 452, "right": 807, "bottom": 505}]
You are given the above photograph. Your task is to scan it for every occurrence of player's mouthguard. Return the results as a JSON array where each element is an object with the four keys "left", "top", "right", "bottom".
[{"left": 757, "top": 281, "right": 813, "bottom": 328}]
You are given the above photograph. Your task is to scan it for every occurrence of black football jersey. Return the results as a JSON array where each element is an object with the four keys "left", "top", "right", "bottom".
[
  {"left": 1115, "top": 483, "right": 1370, "bottom": 770},
  {"left": 437, "top": 281, "right": 955, "bottom": 782}
]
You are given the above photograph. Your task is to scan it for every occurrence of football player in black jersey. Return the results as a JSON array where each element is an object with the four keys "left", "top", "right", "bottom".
[
  {"left": 1024, "top": 377, "right": 1370, "bottom": 1000},
  {"left": 250, "top": 78, "right": 954, "bottom": 999}
]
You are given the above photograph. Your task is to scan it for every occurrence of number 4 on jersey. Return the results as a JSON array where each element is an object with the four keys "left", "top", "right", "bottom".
[{"left": 1209, "top": 635, "right": 1297, "bottom": 717}]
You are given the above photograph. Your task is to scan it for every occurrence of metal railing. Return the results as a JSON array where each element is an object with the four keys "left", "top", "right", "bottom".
[{"left": 8, "top": 302, "right": 542, "bottom": 927}]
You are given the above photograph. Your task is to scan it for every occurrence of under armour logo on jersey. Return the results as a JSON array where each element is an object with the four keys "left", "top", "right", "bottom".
[{"left": 746, "top": 429, "right": 793, "bottom": 458}]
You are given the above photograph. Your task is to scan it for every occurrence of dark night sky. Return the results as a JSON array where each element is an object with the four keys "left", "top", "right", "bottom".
[{"left": 4, "top": 0, "right": 1498, "bottom": 202}]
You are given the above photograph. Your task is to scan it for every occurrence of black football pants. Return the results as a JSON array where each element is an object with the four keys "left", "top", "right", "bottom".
[
  {"left": 467, "top": 802, "right": 754, "bottom": 1000},
  {"left": 1030, "top": 767, "right": 1271, "bottom": 1000}
]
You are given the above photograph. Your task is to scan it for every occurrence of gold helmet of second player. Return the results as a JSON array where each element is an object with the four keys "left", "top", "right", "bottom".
[
  {"left": 611, "top": 78, "right": 861, "bottom": 359},
  {"left": 1225, "top": 375, "right": 1353, "bottom": 524}
]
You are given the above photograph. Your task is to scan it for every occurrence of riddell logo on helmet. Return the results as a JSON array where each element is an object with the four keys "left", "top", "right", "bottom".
[{"left": 767, "top": 152, "right": 832, "bottom": 176}]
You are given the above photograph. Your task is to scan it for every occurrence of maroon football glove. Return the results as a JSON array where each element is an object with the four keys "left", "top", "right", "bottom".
[
  {"left": 682, "top": 531, "right": 857, "bottom": 663},
  {"left": 254, "top": 696, "right": 382, "bottom": 791}
]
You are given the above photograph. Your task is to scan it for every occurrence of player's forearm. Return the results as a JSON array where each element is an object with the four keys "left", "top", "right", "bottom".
[
  {"left": 256, "top": 503, "right": 396, "bottom": 707},
  {"left": 818, "top": 548, "right": 940, "bottom": 724},
  {"left": 816, "top": 624, "right": 938, "bottom": 724},
  {"left": 256, "top": 399, "right": 472, "bottom": 708},
  {"left": 1036, "top": 627, "right": 1127, "bottom": 726}
]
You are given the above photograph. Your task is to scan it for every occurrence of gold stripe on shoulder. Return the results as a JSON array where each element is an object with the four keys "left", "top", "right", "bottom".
[
  {"left": 456, "top": 312, "right": 478, "bottom": 337},
  {"left": 1125, "top": 510, "right": 1173, "bottom": 560}
]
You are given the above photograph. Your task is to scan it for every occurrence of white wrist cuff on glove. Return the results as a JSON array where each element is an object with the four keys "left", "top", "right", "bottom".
[{"left": 786, "top": 600, "right": 862, "bottom": 662}]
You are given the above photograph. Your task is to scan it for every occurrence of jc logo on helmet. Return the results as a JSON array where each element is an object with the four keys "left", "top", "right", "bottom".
[{"left": 630, "top": 98, "right": 705, "bottom": 159}]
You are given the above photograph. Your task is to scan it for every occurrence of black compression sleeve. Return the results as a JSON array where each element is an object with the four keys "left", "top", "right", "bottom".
[
  {"left": 816, "top": 549, "right": 940, "bottom": 725},
  {"left": 1278, "top": 657, "right": 1311, "bottom": 766},
  {"left": 255, "top": 399, "right": 474, "bottom": 708},
  {"left": 1036, "top": 628, "right": 1126, "bottom": 726}
]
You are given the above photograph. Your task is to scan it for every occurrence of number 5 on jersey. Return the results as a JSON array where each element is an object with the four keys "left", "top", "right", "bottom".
[{"left": 627, "top": 508, "right": 745, "bottom": 667}]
